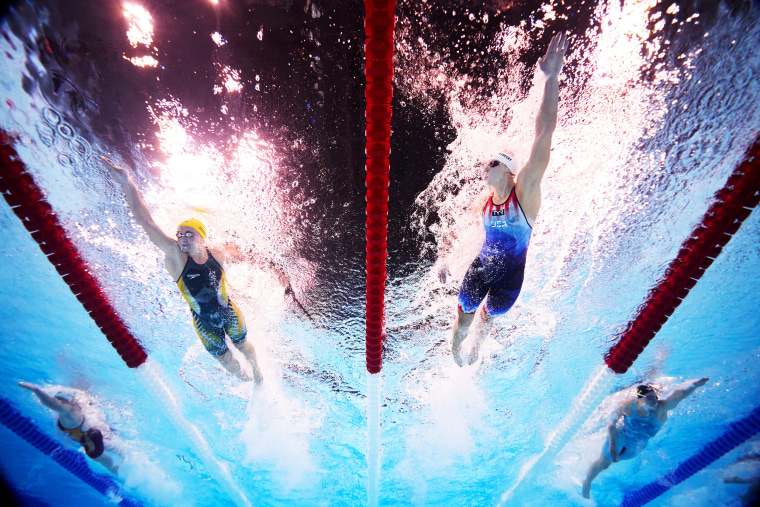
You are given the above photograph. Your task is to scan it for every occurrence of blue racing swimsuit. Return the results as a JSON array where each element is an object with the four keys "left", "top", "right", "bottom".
[
  {"left": 458, "top": 189, "right": 533, "bottom": 315},
  {"left": 176, "top": 250, "right": 247, "bottom": 356},
  {"left": 603, "top": 406, "right": 663, "bottom": 461}
]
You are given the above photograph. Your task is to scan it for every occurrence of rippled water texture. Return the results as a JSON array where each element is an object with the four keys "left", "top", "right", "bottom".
[{"left": 1, "top": 0, "right": 759, "bottom": 506}]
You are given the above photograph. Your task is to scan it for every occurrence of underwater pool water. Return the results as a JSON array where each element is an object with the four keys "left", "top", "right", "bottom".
[{"left": 1, "top": 0, "right": 759, "bottom": 506}]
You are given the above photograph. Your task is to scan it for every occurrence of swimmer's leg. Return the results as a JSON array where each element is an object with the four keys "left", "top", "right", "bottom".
[
  {"left": 454, "top": 257, "right": 489, "bottom": 366},
  {"left": 234, "top": 340, "right": 263, "bottom": 385},
  {"left": 452, "top": 307, "right": 477, "bottom": 367},
  {"left": 93, "top": 454, "right": 119, "bottom": 475},
  {"left": 468, "top": 286, "right": 519, "bottom": 364},
  {"left": 215, "top": 349, "right": 249, "bottom": 381},
  {"left": 192, "top": 311, "right": 248, "bottom": 381},
  {"left": 225, "top": 301, "right": 263, "bottom": 385},
  {"left": 582, "top": 454, "right": 612, "bottom": 499},
  {"left": 466, "top": 307, "right": 494, "bottom": 365}
]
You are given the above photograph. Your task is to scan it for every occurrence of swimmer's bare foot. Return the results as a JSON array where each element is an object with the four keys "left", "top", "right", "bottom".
[
  {"left": 467, "top": 344, "right": 480, "bottom": 365},
  {"left": 452, "top": 342, "right": 466, "bottom": 367},
  {"left": 582, "top": 479, "right": 591, "bottom": 499},
  {"left": 252, "top": 367, "right": 263, "bottom": 385}
]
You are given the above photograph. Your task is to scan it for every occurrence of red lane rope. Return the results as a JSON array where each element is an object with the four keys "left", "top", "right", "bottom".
[
  {"left": 0, "top": 130, "right": 148, "bottom": 368},
  {"left": 605, "top": 135, "right": 760, "bottom": 374},
  {"left": 364, "top": 0, "right": 395, "bottom": 374}
]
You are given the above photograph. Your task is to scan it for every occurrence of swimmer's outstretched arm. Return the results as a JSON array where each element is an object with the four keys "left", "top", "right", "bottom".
[
  {"left": 100, "top": 157, "right": 177, "bottom": 256},
  {"left": 660, "top": 377, "right": 709, "bottom": 412},
  {"left": 262, "top": 258, "right": 313, "bottom": 318},
  {"left": 517, "top": 32, "right": 570, "bottom": 222},
  {"left": 19, "top": 382, "right": 67, "bottom": 413}
]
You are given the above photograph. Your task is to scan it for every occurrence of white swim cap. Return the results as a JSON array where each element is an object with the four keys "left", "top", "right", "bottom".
[
  {"left": 489, "top": 150, "right": 519, "bottom": 175},
  {"left": 54, "top": 392, "right": 76, "bottom": 405}
]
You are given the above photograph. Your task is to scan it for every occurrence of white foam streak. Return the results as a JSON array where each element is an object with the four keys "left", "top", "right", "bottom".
[
  {"left": 398, "top": 366, "right": 491, "bottom": 500},
  {"left": 242, "top": 380, "right": 318, "bottom": 490}
]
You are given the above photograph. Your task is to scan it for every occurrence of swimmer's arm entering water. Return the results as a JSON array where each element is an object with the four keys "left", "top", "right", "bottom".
[
  {"left": 19, "top": 382, "right": 83, "bottom": 428},
  {"left": 220, "top": 244, "right": 292, "bottom": 287},
  {"left": 100, "top": 157, "right": 179, "bottom": 256},
  {"left": 659, "top": 377, "right": 709, "bottom": 415},
  {"left": 516, "top": 32, "right": 569, "bottom": 226},
  {"left": 220, "top": 243, "right": 309, "bottom": 316},
  {"left": 101, "top": 157, "right": 186, "bottom": 279},
  {"left": 436, "top": 194, "right": 487, "bottom": 284},
  {"left": 19, "top": 382, "right": 60, "bottom": 410}
]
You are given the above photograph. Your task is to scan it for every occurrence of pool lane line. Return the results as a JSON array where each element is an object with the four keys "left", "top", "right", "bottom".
[
  {"left": 364, "top": 0, "right": 394, "bottom": 375},
  {"left": 605, "top": 135, "right": 760, "bottom": 374},
  {"left": 0, "top": 130, "right": 147, "bottom": 368},
  {"left": 365, "top": 1, "right": 395, "bottom": 505}
]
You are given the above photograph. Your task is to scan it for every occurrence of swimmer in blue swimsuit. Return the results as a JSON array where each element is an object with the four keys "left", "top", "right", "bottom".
[
  {"left": 443, "top": 32, "right": 570, "bottom": 366},
  {"left": 582, "top": 378, "right": 709, "bottom": 499},
  {"left": 102, "top": 158, "right": 264, "bottom": 383},
  {"left": 19, "top": 382, "right": 120, "bottom": 474}
]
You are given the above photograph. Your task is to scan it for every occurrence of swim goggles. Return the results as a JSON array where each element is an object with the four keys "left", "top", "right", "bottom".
[
  {"left": 636, "top": 384, "right": 657, "bottom": 398},
  {"left": 176, "top": 231, "right": 196, "bottom": 238}
]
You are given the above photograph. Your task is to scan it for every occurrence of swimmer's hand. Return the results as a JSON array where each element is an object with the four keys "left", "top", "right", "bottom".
[
  {"left": 18, "top": 381, "right": 41, "bottom": 392},
  {"left": 609, "top": 441, "right": 619, "bottom": 462},
  {"left": 693, "top": 377, "right": 709, "bottom": 388},
  {"left": 99, "top": 156, "right": 130, "bottom": 186},
  {"left": 538, "top": 32, "right": 569, "bottom": 78},
  {"left": 438, "top": 264, "right": 451, "bottom": 284}
]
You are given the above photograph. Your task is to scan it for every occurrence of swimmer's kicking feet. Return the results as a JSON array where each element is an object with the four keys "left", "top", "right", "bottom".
[
  {"left": 102, "top": 156, "right": 263, "bottom": 384},
  {"left": 440, "top": 32, "right": 570, "bottom": 366}
]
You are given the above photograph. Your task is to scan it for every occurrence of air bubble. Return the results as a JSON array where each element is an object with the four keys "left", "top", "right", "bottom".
[
  {"left": 58, "top": 122, "right": 75, "bottom": 139},
  {"left": 58, "top": 153, "right": 73, "bottom": 166},
  {"left": 43, "top": 107, "right": 61, "bottom": 126},
  {"left": 36, "top": 123, "right": 55, "bottom": 146},
  {"left": 70, "top": 137, "right": 91, "bottom": 157}
]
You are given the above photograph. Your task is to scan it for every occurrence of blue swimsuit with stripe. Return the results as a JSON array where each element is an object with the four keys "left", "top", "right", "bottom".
[{"left": 458, "top": 189, "right": 533, "bottom": 315}]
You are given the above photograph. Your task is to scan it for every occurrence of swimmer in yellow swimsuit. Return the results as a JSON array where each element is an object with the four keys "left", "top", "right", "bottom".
[
  {"left": 102, "top": 157, "right": 263, "bottom": 383},
  {"left": 19, "top": 382, "right": 119, "bottom": 474}
]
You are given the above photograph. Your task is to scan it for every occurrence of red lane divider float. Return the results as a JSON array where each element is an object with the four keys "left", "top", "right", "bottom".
[
  {"left": 364, "top": 0, "right": 395, "bottom": 374},
  {"left": 0, "top": 130, "right": 148, "bottom": 368},
  {"left": 605, "top": 134, "right": 760, "bottom": 374}
]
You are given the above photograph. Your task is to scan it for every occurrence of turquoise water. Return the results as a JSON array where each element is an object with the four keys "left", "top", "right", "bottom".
[{"left": 1, "top": 1, "right": 760, "bottom": 506}]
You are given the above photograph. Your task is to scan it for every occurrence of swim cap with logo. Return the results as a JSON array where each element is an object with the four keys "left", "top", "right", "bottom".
[
  {"left": 178, "top": 218, "right": 207, "bottom": 240},
  {"left": 489, "top": 150, "right": 519, "bottom": 175}
]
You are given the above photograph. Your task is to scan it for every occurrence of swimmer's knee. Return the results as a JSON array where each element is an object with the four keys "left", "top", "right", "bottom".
[
  {"left": 232, "top": 338, "right": 249, "bottom": 350},
  {"left": 456, "top": 305, "right": 477, "bottom": 324},
  {"left": 213, "top": 348, "right": 235, "bottom": 365},
  {"left": 205, "top": 342, "right": 229, "bottom": 357}
]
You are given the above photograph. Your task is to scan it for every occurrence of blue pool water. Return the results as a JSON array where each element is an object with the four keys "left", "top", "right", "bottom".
[{"left": 1, "top": 0, "right": 759, "bottom": 506}]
